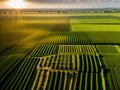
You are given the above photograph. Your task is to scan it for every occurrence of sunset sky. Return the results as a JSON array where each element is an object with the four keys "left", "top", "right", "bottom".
[{"left": 0, "top": 0, "right": 120, "bottom": 9}]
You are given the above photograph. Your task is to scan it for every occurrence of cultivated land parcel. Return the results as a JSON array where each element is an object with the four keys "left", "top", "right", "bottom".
[{"left": 0, "top": 12, "right": 120, "bottom": 90}]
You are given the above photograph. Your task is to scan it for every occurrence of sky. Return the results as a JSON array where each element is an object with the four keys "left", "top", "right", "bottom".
[{"left": 0, "top": 0, "right": 120, "bottom": 9}]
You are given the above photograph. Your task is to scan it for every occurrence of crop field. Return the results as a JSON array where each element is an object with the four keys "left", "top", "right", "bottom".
[
  {"left": 0, "top": 12, "right": 120, "bottom": 90},
  {"left": 29, "top": 45, "right": 105, "bottom": 90},
  {"left": 96, "top": 45, "right": 119, "bottom": 54}
]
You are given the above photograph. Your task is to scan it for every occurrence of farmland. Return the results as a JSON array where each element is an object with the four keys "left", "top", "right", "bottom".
[{"left": 0, "top": 12, "right": 120, "bottom": 90}]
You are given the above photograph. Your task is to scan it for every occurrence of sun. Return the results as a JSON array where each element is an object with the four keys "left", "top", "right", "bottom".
[{"left": 7, "top": 0, "right": 26, "bottom": 9}]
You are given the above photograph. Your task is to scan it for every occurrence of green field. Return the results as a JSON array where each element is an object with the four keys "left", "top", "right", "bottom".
[
  {"left": 0, "top": 12, "right": 120, "bottom": 90},
  {"left": 70, "top": 16, "right": 120, "bottom": 31}
]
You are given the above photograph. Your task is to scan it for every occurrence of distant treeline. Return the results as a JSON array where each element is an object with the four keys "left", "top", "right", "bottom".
[{"left": 0, "top": 9, "right": 120, "bottom": 14}]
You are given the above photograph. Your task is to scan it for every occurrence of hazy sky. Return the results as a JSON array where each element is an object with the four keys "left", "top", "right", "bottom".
[{"left": 0, "top": 0, "right": 120, "bottom": 8}]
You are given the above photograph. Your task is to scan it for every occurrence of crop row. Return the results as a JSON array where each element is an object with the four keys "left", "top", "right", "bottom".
[
  {"left": 56, "top": 32, "right": 92, "bottom": 45},
  {"left": 101, "top": 54, "right": 120, "bottom": 90},
  {"left": 31, "top": 45, "right": 97, "bottom": 57},
  {"left": 0, "top": 54, "right": 24, "bottom": 85},
  {"left": 1, "top": 57, "right": 39, "bottom": 90},
  {"left": 38, "top": 32, "right": 92, "bottom": 44},
  {"left": 36, "top": 54, "right": 102, "bottom": 73},
  {"left": 58, "top": 45, "right": 97, "bottom": 54},
  {"left": 108, "top": 67, "right": 120, "bottom": 90},
  {"left": 32, "top": 70, "right": 104, "bottom": 90},
  {"left": 31, "top": 45, "right": 59, "bottom": 57},
  {"left": 0, "top": 55, "right": 22, "bottom": 78}
]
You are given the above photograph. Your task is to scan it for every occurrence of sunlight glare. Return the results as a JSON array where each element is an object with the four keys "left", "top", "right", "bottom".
[{"left": 7, "top": 0, "right": 26, "bottom": 9}]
